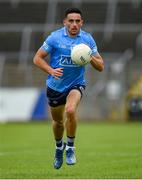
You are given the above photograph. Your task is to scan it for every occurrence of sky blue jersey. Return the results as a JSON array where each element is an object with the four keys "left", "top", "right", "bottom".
[{"left": 41, "top": 27, "right": 98, "bottom": 92}]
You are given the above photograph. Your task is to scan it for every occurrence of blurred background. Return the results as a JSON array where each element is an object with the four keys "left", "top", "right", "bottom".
[{"left": 0, "top": 0, "right": 142, "bottom": 123}]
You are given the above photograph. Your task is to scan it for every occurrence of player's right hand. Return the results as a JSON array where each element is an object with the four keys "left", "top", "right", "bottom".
[{"left": 51, "top": 68, "right": 64, "bottom": 79}]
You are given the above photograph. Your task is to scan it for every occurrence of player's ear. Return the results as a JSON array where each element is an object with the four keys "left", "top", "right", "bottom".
[
  {"left": 81, "top": 19, "right": 84, "bottom": 26},
  {"left": 63, "top": 18, "right": 66, "bottom": 26}
]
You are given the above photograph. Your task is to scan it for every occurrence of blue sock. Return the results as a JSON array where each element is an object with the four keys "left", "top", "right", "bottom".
[
  {"left": 67, "top": 136, "right": 75, "bottom": 147},
  {"left": 56, "top": 138, "right": 63, "bottom": 148}
]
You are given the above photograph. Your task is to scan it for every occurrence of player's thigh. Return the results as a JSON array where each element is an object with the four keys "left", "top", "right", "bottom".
[
  {"left": 50, "top": 105, "right": 65, "bottom": 122},
  {"left": 66, "top": 89, "right": 81, "bottom": 110}
]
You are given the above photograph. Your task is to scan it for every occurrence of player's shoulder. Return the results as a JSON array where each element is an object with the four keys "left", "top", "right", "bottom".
[
  {"left": 80, "top": 29, "right": 92, "bottom": 37},
  {"left": 50, "top": 27, "right": 64, "bottom": 37},
  {"left": 80, "top": 29, "right": 94, "bottom": 41}
]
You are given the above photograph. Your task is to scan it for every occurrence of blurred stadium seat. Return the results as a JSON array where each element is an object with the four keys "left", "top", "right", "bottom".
[
  {"left": 126, "top": 75, "right": 142, "bottom": 120},
  {"left": 0, "top": 0, "right": 142, "bottom": 121}
]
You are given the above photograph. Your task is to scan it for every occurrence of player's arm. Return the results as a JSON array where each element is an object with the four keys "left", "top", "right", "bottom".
[
  {"left": 88, "top": 34, "right": 104, "bottom": 71},
  {"left": 33, "top": 48, "right": 63, "bottom": 79},
  {"left": 90, "top": 53, "right": 104, "bottom": 72}
]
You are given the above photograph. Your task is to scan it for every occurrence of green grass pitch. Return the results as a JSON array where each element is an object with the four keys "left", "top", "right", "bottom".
[{"left": 0, "top": 122, "right": 142, "bottom": 179}]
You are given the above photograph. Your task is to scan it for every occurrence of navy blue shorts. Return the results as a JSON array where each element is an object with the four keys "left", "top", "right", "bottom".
[{"left": 46, "top": 85, "right": 85, "bottom": 107}]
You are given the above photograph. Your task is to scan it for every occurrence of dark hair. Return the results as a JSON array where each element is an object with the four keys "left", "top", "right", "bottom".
[{"left": 64, "top": 7, "right": 83, "bottom": 18}]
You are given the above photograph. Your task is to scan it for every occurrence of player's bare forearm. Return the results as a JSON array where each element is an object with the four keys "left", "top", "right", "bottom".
[
  {"left": 33, "top": 54, "right": 52, "bottom": 74},
  {"left": 33, "top": 48, "right": 63, "bottom": 79},
  {"left": 90, "top": 53, "right": 104, "bottom": 71}
]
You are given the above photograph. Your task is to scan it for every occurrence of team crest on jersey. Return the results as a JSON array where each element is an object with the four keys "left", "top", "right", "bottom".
[{"left": 59, "top": 55, "right": 79, "bottom": 67}]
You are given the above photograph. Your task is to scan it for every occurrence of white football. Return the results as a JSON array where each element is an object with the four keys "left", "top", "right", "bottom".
[{"left": 71, "top": 44, "right": 92, "bottom": 65}]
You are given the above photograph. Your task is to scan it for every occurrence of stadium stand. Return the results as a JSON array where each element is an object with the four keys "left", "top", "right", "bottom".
[
  {"left": 0, "top": 0, "right": 142, "bottom": 120},
  {"left": 126, "top": 75, "right": 142, "bottom": 120},
  {"left": 0, "top": 1, "right": 47, "bottom": 24},
  {"left": 117, "top": 1, "right": 142, "bottom": 24}
]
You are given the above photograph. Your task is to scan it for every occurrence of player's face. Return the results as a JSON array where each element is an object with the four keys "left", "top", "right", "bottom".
[{"left": 63, "top": 13, "right": 83, "bottom": 37}]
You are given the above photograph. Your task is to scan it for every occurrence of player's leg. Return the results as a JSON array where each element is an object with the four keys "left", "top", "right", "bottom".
[
  {"left": 65, "top": 89, "right": 81, "bottom": 137},
  {"left": 65, "top": 89, "right": 81, "bottom": 165},
  {"left": 50, "top": 105, "right": 65, "bottom": 140},
  {"left": 50, "top": 105, "right": 66, "bottom": 169}
]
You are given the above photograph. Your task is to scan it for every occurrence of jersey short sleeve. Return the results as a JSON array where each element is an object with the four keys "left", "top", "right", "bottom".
[
  {"left": 41, "top": 34, "right": 54, "bottom": 53},
  {"left": 88, "top": 34, "right": 98, "bottom": 56}
]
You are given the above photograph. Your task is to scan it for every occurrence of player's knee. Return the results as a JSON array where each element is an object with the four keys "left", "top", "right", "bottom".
[
  {"left": 53, "top": 118, "right": 63, "bottom": 126},
  {"left": 65, "top": 105, "right": 75, "bottom": 117}
]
